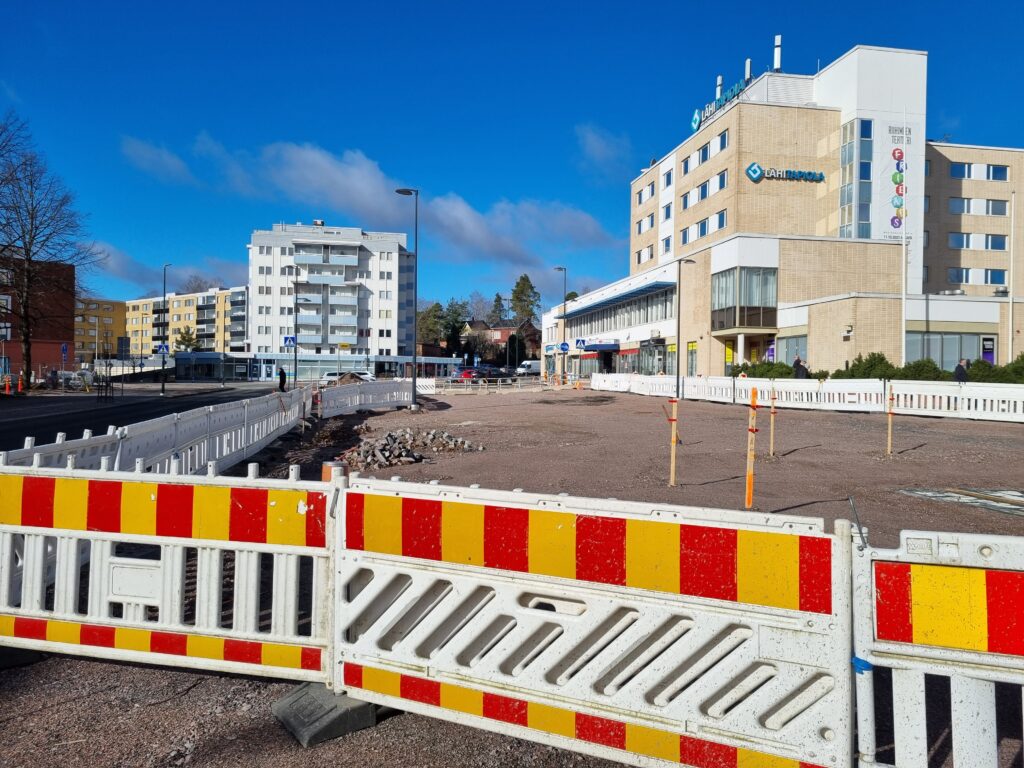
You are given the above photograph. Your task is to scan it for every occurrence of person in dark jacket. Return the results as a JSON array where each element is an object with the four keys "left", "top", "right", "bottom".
[
  {"left": 278, "top": 367, "right": 287, "bottom": 392},
  {"left": 793, "top": 356, "right": 809, "bottom": 379},
  {"left": 954, "top": 359, "right": 968, "bottom": 384}
]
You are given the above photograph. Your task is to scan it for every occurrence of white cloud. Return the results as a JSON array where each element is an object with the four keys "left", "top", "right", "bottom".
[
  {"left": 120, "top": 136, "right": 198, "bottom": 186},
  {"left": 94, "top": 241, "right": 164, "bottom": 290},
  {"left": 575, "top": 123, "right": 633, "bottom": 182},
  {"left": 193, "top": 131, "right": 259, "bottom": 197}
]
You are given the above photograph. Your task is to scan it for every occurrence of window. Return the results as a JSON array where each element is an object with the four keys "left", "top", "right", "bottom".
[
  {"left": 986, "top": 234, "right": 1007, "bottom": 251},
  {"left": 717, "top": 170, "right": 727, "bottom": 190},
  {"left": 680, "top": 228, "right": 690, "bottom": 245},
  {"left": 380, "top": 252, "right": 393, "bottom": 261},
  {"left": 682, "top": 194, "right": 690, "bottom": 211},
  {"left": 923, "top": 231, "right": 930, "bottom": 248},
  {"left": 923, "top": 196, "right": 929, "bottom": 213},
  {"left": 859, "top": 161, "right": 872, "bottom": 181},
  {"left": 717, "top": 130, "right": 728, "bottom": 151},
  {"left": 662, "top": 236, "right": 671, "bottom": 254},
  {"left": 280, "top": 266, "right": 294, "bottom": 276},
  {"left": 697, "top": 218, "right": 709, "bottom": 238},
  {"left": 949, "top": 197, "right": 967, "bottom": 214},
  {"left": 950, "top": 162, "right": 969, "bottom": 179},
  {"left": 635, "top": 250, "right": 642, "bottom": 265},
  {"left": 380, "top": 290, "right": 393, "bottom": 299},
  {"left": 859, "top": 120, "right": 873, "bottom": 139},
  {"left": 663, "top": 203, "right": 672, "bottom": 221},
  {"left": 923, "top": 265, "right": 930, "bottom": 282},
  {"left": 636, "top": 190, "right": 643, "bottom": 206},
  {"left": 715, "top": 209, "right": 727, "bottom": 229},
  {"left": 698, "top": 143, "right": 710, "bottom": 163},
  {"left": 987, "top": 199, "right": 1008, "bottom": 216},
  {"left": 379, "top": 310, "right": 392, "bottom": 319},
  {"left": 663, "top": 169, "right": 672, "bottom": 188},
  {"left": 646, "top": 213, "right": 655, "bottom": 228},
  {"left": 925, "top": 159, "right": 931, "bottom": 177},
  {"left": 379, "top": 271, "right": 392, "bottom": 280},
  {"left": 648, "top": 182, "right": 655, "bottom": 197},
  {"left": 698, "top": 181, "right": 709, "bottom": 200},
  {"left": 947, "top": 268, "right": 969, "bottom": 284},
  {"left": 987, "top": 165, "right": 1008, "bottom": 181},
  {"left": 985, "top": 269, "right": 1007, "bottom": 285},
  {"left": 636, "top": 220, "right": 642, "bottom": 235},
  {"left": 948, "top": 232, "right": 969, "bottom": 249},
  {"left": 682, "top": 157, "right": 690, "bottom": 175},
  {"left": 280, "top": 286, "right": 293, "bottom": 295}
]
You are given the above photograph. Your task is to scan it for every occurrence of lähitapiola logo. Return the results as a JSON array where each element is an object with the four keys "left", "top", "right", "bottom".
[
  {"left": 691, "top": 109, "right": 702, "bottom": 131},
  {"left": 745, "top": 162, "right": 764, "bottom": 183}
]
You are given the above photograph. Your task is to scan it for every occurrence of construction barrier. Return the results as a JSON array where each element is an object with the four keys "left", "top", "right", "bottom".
[
  {"left": 589, "top": 374, "right": 1024, "bottom": 423},
  {"left": 319, "top": 380, "right": 413, "bottom": 418}
]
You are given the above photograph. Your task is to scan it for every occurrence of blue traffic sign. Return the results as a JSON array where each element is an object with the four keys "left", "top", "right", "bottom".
[
  {"left": 157, "top": 343, "right": 169, "bottom": 354},
  {"left": 61, "top": 342, "right": 68, "bottom": 362},
  {"left": 575, "top": 339, "right": 586, "bottom": 350},
  {"left": 284, "top": 335, "right": 297, "bottom": 348},
  {"left": 559, "top": 342, "right": 570, "bottom": 353}
]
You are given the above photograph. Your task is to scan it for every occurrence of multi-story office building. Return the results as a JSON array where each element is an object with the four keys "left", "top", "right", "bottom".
[
  {"left": 544, "top": 39, "right": 1021, "bottom": 378},
  {"left": 125, "top": 286, "right": 246, "bottom": 358},
  {"left": 73, "top": 298, "right": 127, "bottom": 364},
  {"left": 246, "top": 222, "right": 420, "bottom": 378}
]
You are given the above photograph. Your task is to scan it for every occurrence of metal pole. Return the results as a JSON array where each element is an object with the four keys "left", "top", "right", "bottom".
[
  {"left": 292, "top": 276, "right": 298, "bottom": 391},
  {"left": 668, "top": 397, "right": 679, "bottom": 487},
  {"left": 744, "top": 387, "right": 758, "bottom": 510},
  {"left": 161, "top": 264, "right": 169, "bottom": 396},
  {"left": 1009, "top": 190, "right": 1016, "bottom": 364},
  {"left": 676, "top": 258, "right": 683, "bottom": 397},
  {"left": 412, "top": 190, "right": 419, "bottom": 409},
  {"left": 900, "top": 107, "right": 908, "bottom": 367}
]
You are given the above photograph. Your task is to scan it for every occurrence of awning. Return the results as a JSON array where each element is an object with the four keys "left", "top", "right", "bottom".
[
  {"left": 584, "top": 342, "right": 619, "bottom": 351},
  {"left": 557, "top": 282, "right": 675, "bottom": 320}
]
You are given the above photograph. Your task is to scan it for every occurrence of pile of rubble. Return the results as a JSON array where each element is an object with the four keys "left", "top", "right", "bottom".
[{"left": 341, "top": 427, "right": 484, "bottom": 471}]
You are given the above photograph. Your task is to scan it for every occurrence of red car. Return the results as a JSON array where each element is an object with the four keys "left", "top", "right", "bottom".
[{"left": 451, "top": 367, "right": 482, "bottom": 380}]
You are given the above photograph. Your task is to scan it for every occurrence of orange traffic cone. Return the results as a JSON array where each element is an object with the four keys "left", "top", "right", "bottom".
[{"left": 17, "top": 376, "right": 23, "bottom": 393}]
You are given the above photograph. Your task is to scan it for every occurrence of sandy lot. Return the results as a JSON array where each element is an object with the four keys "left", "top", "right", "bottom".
[{"left": 2, "top": 389, "right": 1022, "bottom": 768}]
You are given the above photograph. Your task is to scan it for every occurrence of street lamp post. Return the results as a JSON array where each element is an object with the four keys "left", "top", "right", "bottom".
[
  {"left": 291, "top": 272, "right": 313, "bottom": 391},
  {"left": 161, "top": 263, "right": 171, "bottom": 396},
  {"left": 395, "top": 188, "right": 420, "bottom": 411},
  {"left": 554, "top": 266, "right": 567, "bottom": 383},
  {"left": 675, "top": 257, "right": 697, "bottom": 398}
]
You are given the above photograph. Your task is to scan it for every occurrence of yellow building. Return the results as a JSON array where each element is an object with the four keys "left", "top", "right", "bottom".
[
  {"left": 73, "top": 298, "right": 127, "bottom": 364},
  {"left": 125, "top": 286, "right": 247, "bottom": 358}
]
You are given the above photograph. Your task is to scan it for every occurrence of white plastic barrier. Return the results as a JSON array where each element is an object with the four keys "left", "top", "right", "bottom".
[
  {"left": 891, "top": 379, "right": 1024, "bottom": 422},
  {"left": 318, "top": 380, "right": 413, "bottom": 418},
  {"left": 0, "top": 388, "right": 312, "bottom": 474}
]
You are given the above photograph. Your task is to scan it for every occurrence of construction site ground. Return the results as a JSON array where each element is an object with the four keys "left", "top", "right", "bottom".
[{"left": 2, "top": 388, "right": 1022, "bottom": 768}]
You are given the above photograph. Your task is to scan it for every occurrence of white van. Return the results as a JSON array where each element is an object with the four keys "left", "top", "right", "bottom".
[
  {"left": 515, "top": 360, "right": 541, "bottom": 376},
  {"left": 319, "top": 370, "right": 376, "bottom": 386}
]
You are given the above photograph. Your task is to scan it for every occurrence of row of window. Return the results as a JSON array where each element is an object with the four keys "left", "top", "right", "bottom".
[
  {"left": 565, "top": 289, "right": 676, "bottom": 338},
  {"left": 950, "top": 162, "right": 1009, "bottom": 181},
  {"left": 947, "top": 232, "right": 1007, "bottom": 251},
  {"left": 947, "top": 197, "right": 1009, "bottom": 216},
  {"left": 680, "top": 210, "right": 727, "bottom": 245},
  {"left": 947, "top": 268, "right": 1006, "bottom": 286},
  {"left": 681, "top": 170, "right": 728, "bottom": 212},
  {"left": 75, "top": 301, "right": 116, "bottom": 312},
  {"left": 635, "top": 130, "right": 729, "bottom": 207}
]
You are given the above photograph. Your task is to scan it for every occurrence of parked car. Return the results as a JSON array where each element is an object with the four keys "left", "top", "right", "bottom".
[
  {"left": 319, "top": 370, "right": 376, "bottom": 386},
  {"left": 516, "top": 360, "right": 542, "bottom": 376},
  {"left": 450, "top": 367, "right": 482, "bottom": 380},
  {"left": 476, "top": 365, "right": 503, "bottom": 379}
]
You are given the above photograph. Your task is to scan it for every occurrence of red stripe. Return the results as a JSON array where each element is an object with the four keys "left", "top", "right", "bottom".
[
  {"left": 343, "top": 662, "right": 364, "bottom": 689},
  {"left": 401, "top": 675, "right": 441, "bottom": 706},
  {"left": 14, "top": 617, "right": 47, "bottom": 640},
  {"left": 300, "top": 647, "right": 322, "bottom": 671},
  {"left": 402, "top": 497, "right": 442, "bottom": 560},
  {"left": 86, "top": 480, "right": 122, "bottom": 532},
  {"left": 150, "top": 631, "right": 188, "bottom": 656},
  {"left": 229, "top": 488, "right": 268, "bottom": 543},
  {"left": 679, "top": 735, "right": 738, "bottom": 768},
  {"left": 483, "top": 505, "right": 529, "bottom": 571},
  {"left": 874, "top": 562, "right": 913, "bottom": 643},
  {"left": 576, "top": 515, "right": 626, "bottom": 585},
  {"left": 986, "top": 569, "right": 1024, "bottom": 657},
  {"left": 156, "top": 484, "right": 194, "bottom": 538},
  {"left": 575, "top": 713, "right": 625, "bottom": 748},
  {"left": 345, "top": 493, "right": 365, "bottom": 550},
  {"left": 679, "top": 525, "right": 737, "bottom": 601},
  {"left": 21, "top": 476, "right": 55, "bottom": 528},
  {"left": 482, "top": 693, "right": 528, "bottom": 725},
  {"left": 223, "top": 639, "right": 262, "bottom": 664},
  {"left": 80, "top": 624, "right": 116, "bottom": 648},
  {"left": 798, "top": 536, "right": 833, "bottom": 614},
  {"left": 305, "top": 492, "right": 327, "bottom": 549}
]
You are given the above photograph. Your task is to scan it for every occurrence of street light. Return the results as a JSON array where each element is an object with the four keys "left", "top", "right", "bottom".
[
  {"left": 161, "top": 263, "right": 171, "bottom": 396},
  {"left": 396, "top": 187, "right": 420, "bottom": 411},
  {"left": 675, "top": 257, "right": 697, "bottom": 398},
  {"left": 554, "top": 266, "right": 567, "bottom": 383},
  {"left": 292, "top": 271, "right": 313, "bottom": 391}
]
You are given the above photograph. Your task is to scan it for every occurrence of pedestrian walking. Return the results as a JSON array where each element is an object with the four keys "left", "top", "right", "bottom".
[
  {"left": 954, "top": 358, "right": 969, "bottom": 384},
  {"left": 278, "top": 367, "right": 287, "bottom": 392},
  {"left": 793, "top": 356, "right": 809, "bottom": 379}
]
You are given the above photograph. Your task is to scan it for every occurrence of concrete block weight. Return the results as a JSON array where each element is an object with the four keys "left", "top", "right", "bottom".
[{"left": 272, "top": 682, "right": 383, "bottom": 747}]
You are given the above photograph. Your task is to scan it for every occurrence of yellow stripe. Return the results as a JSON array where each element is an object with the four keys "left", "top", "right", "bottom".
[
  {"left": 114, "top": 627, "right": 151, "bottom": 652},
  {"left": 0, "top": 615, "right": 13, "bottom": 636},
  {"left": 0, "top": 475, "right": 24, "bottom": 525},
  {"left": 737, "top": 749, "right": 800, "bottom": 768},
  {"left": 192, "top": 485, "right": 232, "bottom": 540},
  {"left": 261, "top": 643, "right": 303, "bottom": 669},
  {"left": 528, "top": 702, "right": 575, "bottom": 738},
  {"left": 528, "top": 510, "right": 576, "bottom": 579},
  {"left": 441, "top": 501, "right": 484, "bottom": 566},
  {"left": 736, "top": 530, "right": 800, "bottom": 610},
  {"left": 120, "top": 481, "right": 158, "bottom": 536},
  {"left": 362, "top": 667, "right": 402, "bottom": 697},
  {"left": 53, "top": 478, "right": 89, "bottom": 531},
  {"left": 45, "top": 620, "right": 81, "bottom": 645},
  {"left": 186, "top": 634, "right": 225, "bottom": 660},
  {"left": 910, "top": 564, "right": 988, "bottom": 651},
  {"left": 626, "top": 519, "right": 680, "bottom": 592},
  {"left": 266, "top": 489, "right": 309, "bottom": 547},
  {"left": 363, "top": 495, "right": 403, "bottom": 555},
  {"left": 440, "top": 682, "right": 483, "bottom": 716},
  {"left": 625, "top": 723, "right": 680, "bottom": 762}
]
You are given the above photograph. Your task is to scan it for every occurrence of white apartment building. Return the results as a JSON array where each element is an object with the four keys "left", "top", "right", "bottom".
[{"left": 246, "top": 222, "right": 417, "bottom": 378}]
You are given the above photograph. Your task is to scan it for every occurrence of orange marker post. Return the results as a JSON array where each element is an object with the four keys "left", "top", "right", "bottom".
[
  {"left": 744, "top": 387, "right": 759, "bottom": 510},
  {"left": 768, "top": 387, "right": 777, "bottom": 458},
  {"left": 886, "top": 383, "right": 894, "bottom": 456},
  {"left": 667, "top": 398, "right": 679, "bottom": 487}
]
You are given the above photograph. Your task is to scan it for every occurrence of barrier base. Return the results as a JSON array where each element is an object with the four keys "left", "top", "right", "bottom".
[
  {"left": 0, "top": 647, "right": 46, "bottom": 669},
  {"left": 272, "top": 683, "right": 383, "bottom": 747}
]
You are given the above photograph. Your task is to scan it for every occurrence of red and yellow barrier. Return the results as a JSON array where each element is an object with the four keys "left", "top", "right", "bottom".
[
  {"left": 345, "top": 493, "right": 833, "bottom": 614},
  {"left": 0, "top": 475, "right": 327, "bottom": 548},
  {"left": 874, "top": 561, "right": 1024, "bottom": 657},
  {"left": 0, "top": 614, "right": 322, "bottom": 671},
  {"left": 343, "top": 662, "right": 822, "bottom": 768}
]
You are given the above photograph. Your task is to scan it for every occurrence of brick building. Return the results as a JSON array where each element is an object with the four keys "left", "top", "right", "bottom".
[{"left": 0, "top": 256, "right": 75, "bottom": 377}]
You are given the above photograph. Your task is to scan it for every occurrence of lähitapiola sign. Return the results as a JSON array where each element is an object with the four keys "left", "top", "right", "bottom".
[
  {"left": 745, "top": 162, "right": 825, "bottom": 183},
  {"left": 692, "top": 77, "right": 751, "bottom": 131}
]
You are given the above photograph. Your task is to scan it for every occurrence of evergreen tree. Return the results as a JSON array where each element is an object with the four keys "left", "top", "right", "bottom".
[
  {"left": 441, "top": 299, "right": 469, "bottom": 353},
  {"left": 174, "top": 325, "right": 200, "bottom": 352},
  {"left": 486, "top": 293, "right": 505, "bottom": 325},
  {"left": 510, "top": 274, "right": 541, "bottom": 322},
  {"left": 417, "top": 302, "right": 444, "bottom": 344}
]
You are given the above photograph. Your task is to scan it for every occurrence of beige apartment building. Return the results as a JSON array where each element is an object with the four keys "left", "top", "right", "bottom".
[
  {"left": 543, "top": 40, "right": 1022, "bottom": 378},
  {"left": 125, "top": 286, "right": 247, "bottom": 358},
  {"left": 73, "top": 298, "right": 127, "bottom": 364}
]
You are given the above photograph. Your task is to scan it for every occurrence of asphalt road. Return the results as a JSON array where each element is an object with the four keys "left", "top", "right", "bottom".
[{"left": 0, "top": 384, "right": 274, "bottom": 452}]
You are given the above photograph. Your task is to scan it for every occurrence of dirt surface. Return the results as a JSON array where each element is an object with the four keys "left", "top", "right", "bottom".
[{"left": 2, "top": 389, "right": 1022, "bottom": 768}]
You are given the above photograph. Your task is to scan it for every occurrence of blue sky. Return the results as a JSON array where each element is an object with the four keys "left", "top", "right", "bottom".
[{"left": 2, "top": 0, "right": 1022, "bottom": 309}]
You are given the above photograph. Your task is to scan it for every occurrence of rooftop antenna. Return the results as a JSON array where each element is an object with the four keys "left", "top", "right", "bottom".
[
  {"left": 744, "top": 58, "right": 752, "bottom": 82},
  {"left": 773, "top": 34, "right": 782, "bottom": 72},
  {"left": 716, "top": 75, "right": 723, "bottom": 100}
]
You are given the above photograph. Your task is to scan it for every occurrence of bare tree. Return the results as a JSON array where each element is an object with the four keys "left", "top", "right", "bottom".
[
  {"left": 467, "top": 290, "right": 490, "bottom": 322},
  {"left": 0, "top": 138, "right": 101, "bottom": 379},
  {"left": 179, "top": 273, "right": 226, "bottom": 294}
]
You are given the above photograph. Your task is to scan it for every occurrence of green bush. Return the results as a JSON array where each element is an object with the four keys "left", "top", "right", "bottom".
[
  {"left": 727, "top": 351, "right": 1024, "bottom": 383},
  {"left": 730, "top": 361, "right": 794, "bottom": 379},
  {"left": 897, "top": 358, "right": 951, "bottom": 381}
]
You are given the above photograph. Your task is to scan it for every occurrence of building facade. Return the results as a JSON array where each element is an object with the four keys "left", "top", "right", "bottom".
[
  {"left": 73, "top": 298, "right": 127, "bottom": 364},
  {"left": 544, "top": 40, "right": 1022, "bottom": 378},
  {"left": 0, "top": 258, "right": 75, "bottom": 377},
  {"left": 125, "top": 286, "right": 247, "bottom": 359}
]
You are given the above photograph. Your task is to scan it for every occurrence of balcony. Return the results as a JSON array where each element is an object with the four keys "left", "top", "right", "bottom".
[
  {"left": 295, "top": 293, "right": 323, "bottom": 304},
  {"left": 197, "top": 331, "right": 215, "bottom": 339},
  {"left": 296, "top": 333, "right": 323, "bottom": 344},
  {"left": 328, "top": 334, "right": 358, "bottom": 346},
  {"left": 304, "top": 272, "right": 350, "bottom": 286},
  {"left": 294, "top": 253, "right": 358, "bottom": 267},
  {"left": 327, "top": 293, "right": 358, "bottom": 306},
  {"left": 295, "top": 314, "right": 323, "bottom": 326},
  {"left": 228, "top": 321, "right": 246, "bottom": 332},
  {"left": 230, "top": 329, "right": 246, "bottom": 338}
]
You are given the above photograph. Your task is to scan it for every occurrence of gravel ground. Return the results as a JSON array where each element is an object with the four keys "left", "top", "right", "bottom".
[{"left": 2, "top": 388, "right": 1022, "bottom": 768}]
